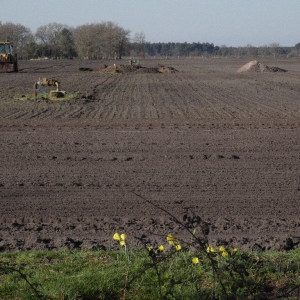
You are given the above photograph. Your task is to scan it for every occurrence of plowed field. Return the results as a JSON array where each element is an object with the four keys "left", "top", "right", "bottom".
[{"left": 0, "top": 58, "right": 299, "bottom": 251}]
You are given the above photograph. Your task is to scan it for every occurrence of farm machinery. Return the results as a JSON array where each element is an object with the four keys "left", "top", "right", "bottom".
[
  {"left": 0, "top": 41, "right": 18, "bottom": 72},
  {"left": 33, "top": 78, "right": 65, "bottom": 99}
]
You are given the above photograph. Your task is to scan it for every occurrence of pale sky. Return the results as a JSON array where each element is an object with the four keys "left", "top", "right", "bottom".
[{"left": 1, "top": 0, "right": 299, "bottom": 47}]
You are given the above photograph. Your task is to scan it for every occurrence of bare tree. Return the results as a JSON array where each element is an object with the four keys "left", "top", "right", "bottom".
[
  {"left": 73, "top": 22, "right": 130, "bottom": 59},
  {"left": 35, "top": 23, "right": 66, "bottom": 44},
  {"left": 0, "top": 22, "right": 34, "bottom": 59},
  {"left": 73, "top": 24, "right": 101, "bottom": 59},
  {"left": 269, "top": 42, "right": 280, "bottom": 58},
  {"left": 133, "top": 32, "right": 146, "bottom": 44},
  {"left": 56, "top": 28, "right": 77, "bottom": 58},
  {"left": 35, "top": 23, "right": 69, "bottom": 58},
  {"left": 132, "top": 32, "right": 146, "bottom": 57}
]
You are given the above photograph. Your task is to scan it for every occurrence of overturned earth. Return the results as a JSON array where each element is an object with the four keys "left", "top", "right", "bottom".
[
  {"left": 0, "top": 58, "right": 299, "bottom": 252},
  {"left": 80, "top": 63, "right": 178, "bottom": 74}
]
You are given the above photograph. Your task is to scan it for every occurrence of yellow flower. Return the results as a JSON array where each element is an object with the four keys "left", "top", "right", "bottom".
[
  {"left": 192, "top": 257, "right": 199, "bottom": 264},
  {"left": 206, "top": 246, "right": 215, "bottom": 253},
  {"left": 175, "top": 244, "right": 182, "bottom": 251},
  {"left": 113, "top": 233, "right": 120, "bottom": 241},
  {"left": 120, "top": 234, "right": 126, "bottom": 241},
  {"left": 167, "top": 234, "right": 179, "bottom": 245},
  {"left": 230, "top": 248, "right": 238, "bottom": 255},
  {"left": 120, "top": 240, "right": 126, "bottom": 247},
  {"left": 221, "top": 251, "right": 228, "bottom": 258},
  {"left": 219, "top": 246, "right": 226, "bottom": 252},
  {"left": 158, "top": 245, "right": 164, "bottom": 252},
  {"left": 148, "top": 246, "right": 153, "bottom": 251}
]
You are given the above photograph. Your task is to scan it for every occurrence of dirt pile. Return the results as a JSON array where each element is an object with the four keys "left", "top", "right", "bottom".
[
  {"left": 237, "top": 60, "right": 287, "bottom": 73},
  {"left": 98, "top": 64, "right": 178, "bottom": 74}
]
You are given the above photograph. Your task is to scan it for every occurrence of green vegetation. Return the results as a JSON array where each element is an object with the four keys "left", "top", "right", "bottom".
[
  {"left": 1, "top": 195, "right": 299, "bottom": 299},
  {"left": 17, "top": 92, "right": 77, "bottom": 102},
  {"left": 1, "top": 246, "right": 300, "bottom": 299}
]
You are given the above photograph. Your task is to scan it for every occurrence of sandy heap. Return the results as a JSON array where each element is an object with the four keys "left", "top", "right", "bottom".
[{"left": 237, "top": 60, "right": 287, "bottom": 73}]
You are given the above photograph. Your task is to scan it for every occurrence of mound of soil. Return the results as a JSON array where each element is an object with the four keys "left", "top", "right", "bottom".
[
  {"left": 98, "top": 64, "right": 178, "bottom": 74},
  {"left": 237, "top": 60, "right": 287, "bottom": 73}
]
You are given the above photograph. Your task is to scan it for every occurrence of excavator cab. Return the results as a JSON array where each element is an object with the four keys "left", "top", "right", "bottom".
[{"left": 0, "top": 41, "right": 18, "bottom": 72}]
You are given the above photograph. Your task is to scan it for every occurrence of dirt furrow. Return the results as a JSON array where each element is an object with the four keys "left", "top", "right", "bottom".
[{"left": 1, "top": 58, "right": 299, "bottom": 251}]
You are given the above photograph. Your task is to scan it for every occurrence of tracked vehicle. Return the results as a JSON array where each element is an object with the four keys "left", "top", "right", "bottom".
[{"left": 0, "top": 41, "right": 18, "bottom": 72}]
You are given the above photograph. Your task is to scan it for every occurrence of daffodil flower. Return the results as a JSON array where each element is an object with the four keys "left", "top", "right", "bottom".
[
  {"left": 206, "top": 246, "right": 215, "bottom": 253},
  {"left": 229, "top": 248, "right": 238, "bottom": 255},
  {"left": 175, "top": 244, "right": 182, "bottom": 251},
  {"left": 120, "top": 234, "right": 126, "bottom": 241},
  {"left": 219, "top": 246, "right": 226, "bottom": 252},
  {"left": 120, "top": 240, "right": 126, "bottom": 247},
  {"left": 167, "top": 234, "right": 179, "bottom": 245},
  {"left": 158, "top": 245, "right": 164, "bottom": 252},
  {"left": 113, "top": 233, "right": 120, "bottom": 241},
  {"left": 221, "top": 251, "right": 228, "bottom": 257},
  {"left": 192, "top": 257, "right": 199, "bottom": 264}
]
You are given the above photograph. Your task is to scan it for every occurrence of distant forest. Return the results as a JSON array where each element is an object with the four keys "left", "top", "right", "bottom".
[{"left": 1, "top": 21, "right": 299, "bottom": 60}]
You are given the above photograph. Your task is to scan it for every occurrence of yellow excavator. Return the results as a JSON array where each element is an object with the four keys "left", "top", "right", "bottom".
[{"left": 0, "top": 41, "right": 18, "bottom": 72}]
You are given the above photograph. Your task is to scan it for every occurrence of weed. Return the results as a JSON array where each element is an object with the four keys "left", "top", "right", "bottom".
[{"left": 17, "top": 92, "right": 77, "bottom": 101}]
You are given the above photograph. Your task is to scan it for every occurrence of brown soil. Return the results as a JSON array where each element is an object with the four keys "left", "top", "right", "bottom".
[
  {"left": 237, "top": 60, "right": 287, "bottom": 73},
  {"left": 0, "top": 58, "right": 299, "bottom": 252},
  {"left": 96, "top": 63, "right": 177, "bottom": 74}
]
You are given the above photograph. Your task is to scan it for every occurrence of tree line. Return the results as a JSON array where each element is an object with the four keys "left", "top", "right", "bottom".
[
  {"left": 0, "top": 21, "right": 130, "bottom": 60},
  {"left": 0, "top": 21, "right": 299, "bottom": 60}
]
